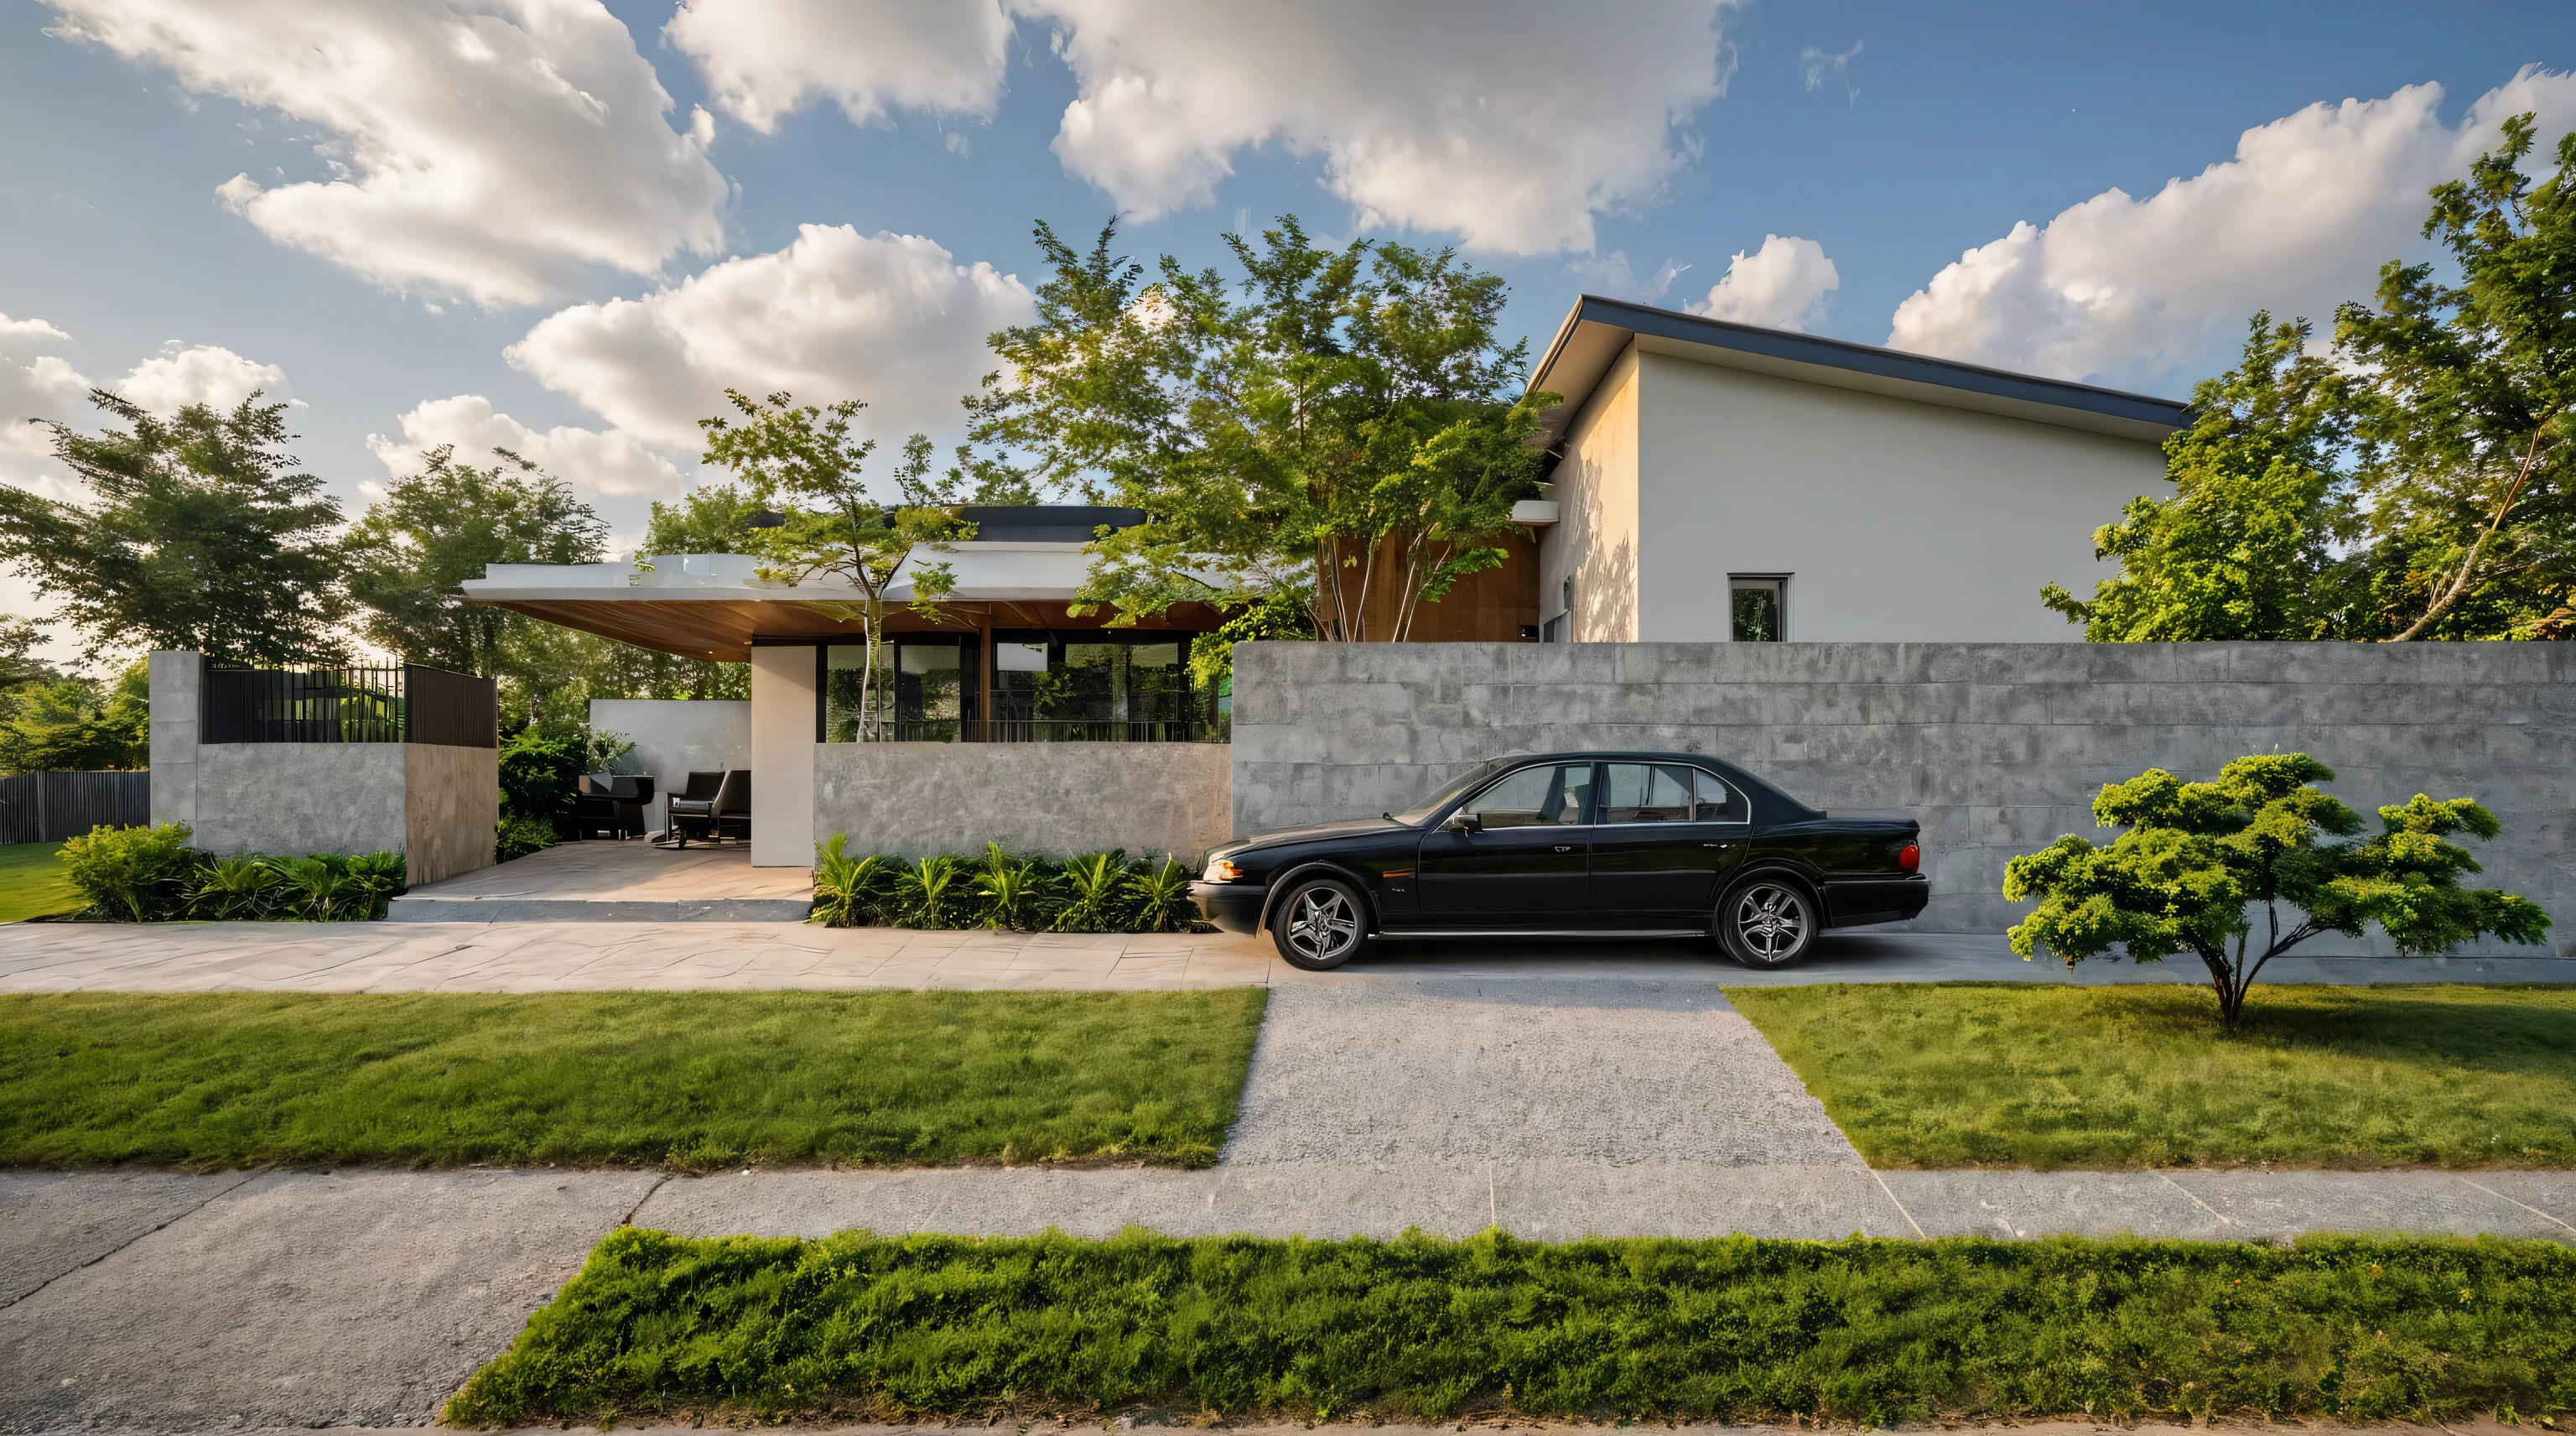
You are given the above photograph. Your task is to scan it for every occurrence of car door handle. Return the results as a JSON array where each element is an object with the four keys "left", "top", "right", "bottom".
[
  {"left": 1553, "top": 845, "right": 1574, "bottom": 853},
  {"left": 1702, "top": 842, "right": 1731, "bottom": 848}
]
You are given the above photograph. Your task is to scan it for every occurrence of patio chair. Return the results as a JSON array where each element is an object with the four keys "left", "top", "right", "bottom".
[
  {"left": 576, "top": 774, "right": 657, "bottom": 840},
  {"left": 667, "top": 769, "right": 750, "bottom": 848},
  {"left": 660, "top": 770, "right": 725, "bottom": 848}
]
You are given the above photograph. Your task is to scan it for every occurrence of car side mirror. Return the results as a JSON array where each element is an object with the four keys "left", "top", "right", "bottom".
[{"left": 1444, "top": 812, "right": 1481, "bottom": 835}]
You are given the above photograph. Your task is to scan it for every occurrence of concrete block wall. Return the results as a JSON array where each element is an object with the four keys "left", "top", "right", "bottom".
[
  {"left": 1230, "top": 641, "right": 2576, "bottom": 952},
  {"left": 815, "top": 741, "right": 1233, "bottom": 862},
  {"left": 589, "top": 698, "right": 750, "bottom": 835},
  {"left": 147, "top": 650, "right": 499, "bottom": 886}
]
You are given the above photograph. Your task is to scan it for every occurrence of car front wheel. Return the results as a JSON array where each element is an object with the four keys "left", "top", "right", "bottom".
[
  {"left": 1719, "top": 877, "right": 1815, "bottom": 969},
  {"left": 1271, "top": 877, "right": 1367, "bottom": 970}
]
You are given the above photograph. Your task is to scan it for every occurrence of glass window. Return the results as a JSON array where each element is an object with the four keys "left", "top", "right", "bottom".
[
  {"left": 823, "top": 645, "right": 884, "bottom": 742},
  {"left": 1601, "top": 762, "right": 1697, "bottom": 823},
  {"left": 1393, "top": 759, "right": 1507, "bottom": 825},
  {"left": 1731, "top": 576, "right": 1784, "bottom": 642},
  {"left": 1463, "top": 762, "right": 1594, "bottom": 828},
  {"left": 989, "top": 631, "right": 1198, "bottom": 741},
  {"left": 1693, "top": 769, "right": 1748, "bottom": 823}
]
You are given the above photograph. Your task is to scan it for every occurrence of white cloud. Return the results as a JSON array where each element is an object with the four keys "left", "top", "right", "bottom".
[
  {"left": 664, "top": 0, "right": 1740, "bottom": 256},
  {"left": 0, "top": 347, "right": 92, "bottom": 499},
  {"left": 0, "top": 315, "right": 71, "bottom": 345},
  {"left": 508, "top": 223, "right": 1035, "bottom": 448},
  {"left": 1888, "top": 66, "right": 2576, "bottom": 388},
  {"left": 48, "top": 0, "right": 729, "bottom": 305},
  {"left": 1041, "top": 0, "right": 1739, "bottom": 253},
  {"left": 1687, "top": 234, "right": 1838, "bottom": 330},
  {"left": 117, "top": 341, "right": 291, "bottom": 414},
  {"left": 664, "top": 0, "right": 1012, "bottom": 133},
  {"left": 368, "top": 394, "right": 684, "bottom": 499}
]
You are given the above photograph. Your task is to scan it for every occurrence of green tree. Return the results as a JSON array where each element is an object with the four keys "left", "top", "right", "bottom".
[
  {"left": 0, "top": 391, "right": 347, "bottom": 664},
  {"left": 2003, "top": 754, "right": 2550, "bottom": 1028},
  {"left": 345, "top": 445, "right": 607, "bottom": 675},
  {"left": 971, "top": 216, "right": 1554, "bottom": 642},
  {"left": 699, "top": 390, "right": 971, "bottom": 739},
  {"left": 0, "top": 658, "right": 148, "bottom": 773},
  {"left": 2043, "top": 316, "right": 2351, "bottom": 640},
  {"left": 2334, "top": 115, "right": 2576, "bottom": 640},
  {"left": 0, "top": 617, "right": 64, "bottom": 693},
  {"left": 641, "top": 481, "right": 769, "bottom": 556}
]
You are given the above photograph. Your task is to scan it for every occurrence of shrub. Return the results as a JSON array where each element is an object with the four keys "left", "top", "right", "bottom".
[
  {"left": 186, "top": 856, "right": 281, "bottom": 920},
  {"left": 807, "top": 837, "right": 1202, "bottom": 934},
  {"left": 60, "top": 822, "right": 199, "bottom": 921},
  {"left": 496, "top": 814, "right": 558, "bottom": 863},
  {"left": 497, "top": 726, "right": 586, "bottom": 827}
]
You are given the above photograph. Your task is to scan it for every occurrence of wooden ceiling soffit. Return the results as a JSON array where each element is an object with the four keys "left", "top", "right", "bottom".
[{"left": 468, "top": 596, "right": 1228, "bottom": 662}]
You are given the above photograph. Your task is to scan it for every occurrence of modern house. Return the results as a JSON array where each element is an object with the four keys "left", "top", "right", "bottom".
[
  {"left": 462, "top": 296, "right": 2193, "bottom": 865},
  {"left": 1528, "top": 296, "right": 2188, "bottom": 643}
]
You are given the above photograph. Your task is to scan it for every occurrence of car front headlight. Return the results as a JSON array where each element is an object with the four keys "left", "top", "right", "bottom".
[{"left": 1201, "top": 858, "right": 1242, "bottom": 883}]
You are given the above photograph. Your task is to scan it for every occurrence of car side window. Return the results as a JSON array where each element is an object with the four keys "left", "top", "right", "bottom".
[
  {"left": 1693, "top": 768, "right": 1750, "bottom": 823},
  {"left": 1600, "top": 762, "right": 1696, "bottom": 823},
  {"left": 1462, "top": 763, "right": 1593, "bottom": 828}
]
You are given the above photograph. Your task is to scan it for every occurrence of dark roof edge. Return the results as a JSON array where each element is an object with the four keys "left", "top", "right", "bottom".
[{"left": 1533, "top": 294, "right": 2189, "bottom": 431}]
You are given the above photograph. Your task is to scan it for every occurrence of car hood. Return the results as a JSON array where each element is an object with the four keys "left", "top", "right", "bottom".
[{"left": 1226, "top": 817, "right": 1409, "bottom": 855}]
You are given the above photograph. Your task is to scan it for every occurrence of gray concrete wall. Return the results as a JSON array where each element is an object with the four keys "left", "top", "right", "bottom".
[
  {"left": 814, "top": 741, "right": 1233, "bottom": 862},
  {"left": 402, "top": 742, "right": 498, "bottom": 886},
  {"left": 195, "top": 743, "right": 410, "bottom": 859},
  {"left": 146, "top": 651, "right": 200, "bottom": 831},
  {"left": 1231, "top": 641, "right": 2576, "bottom": 953},
  {"left": 589, "top": 698, "right": 749, "bottom": 834}
]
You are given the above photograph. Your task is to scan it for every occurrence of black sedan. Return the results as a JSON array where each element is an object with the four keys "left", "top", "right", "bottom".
[{"left": 1192, "top": 751, "right": 1925, "bottom": 970}]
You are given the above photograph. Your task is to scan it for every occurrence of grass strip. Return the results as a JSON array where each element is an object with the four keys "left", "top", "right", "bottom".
[
  {"left": 0, "top": 840, "right": 81, "bottom": 923},
  {"left": 1725, "top": 982, "right": 2576, "bottom": 1170},
  {"left": 449, "top": 1227, "right": 2576, "bottom": 1427},
  {"left": 0, "top": 989, "right": 1265, "bottom": 1169}
]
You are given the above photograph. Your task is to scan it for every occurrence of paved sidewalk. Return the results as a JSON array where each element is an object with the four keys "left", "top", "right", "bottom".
[{"left": 4, "top": 919, "right": 2570, "bottom": 992}]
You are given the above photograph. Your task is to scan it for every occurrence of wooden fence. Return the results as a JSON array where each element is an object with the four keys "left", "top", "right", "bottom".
[{"left": 0, "top": 771, "right": 150, "bottom": 845}]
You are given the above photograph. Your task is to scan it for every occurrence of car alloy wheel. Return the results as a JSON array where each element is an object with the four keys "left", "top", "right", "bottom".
[
  {"left": 1273, "top": 877, "right": 1365, "bottom": 970},
  {"left": 1723, "top": 879, "right": 1814, "bottom": 969}
]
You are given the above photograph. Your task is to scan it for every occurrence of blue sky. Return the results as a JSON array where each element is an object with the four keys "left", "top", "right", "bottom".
[{"left": 1, "top": 0, "right": 2570, "bottom": 658}]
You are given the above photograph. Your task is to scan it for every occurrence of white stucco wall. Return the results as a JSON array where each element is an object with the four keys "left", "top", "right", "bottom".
[
  {"left": 1625, "top": 349, "right": 2165, "bottom": 642},
  {"left": 589, "top": 698, "right": 750, "bottom": 834},
  {"left": 1538, "top": 345, "right": 1643, "bottom": 643},
  {"left": 748, "top": 647, "right": 816, "bottom": 867}
]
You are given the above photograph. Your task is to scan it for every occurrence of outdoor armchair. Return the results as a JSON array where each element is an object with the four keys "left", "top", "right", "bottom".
[{"left": 661, "top": 770, "right": 725, "bottom": 848}]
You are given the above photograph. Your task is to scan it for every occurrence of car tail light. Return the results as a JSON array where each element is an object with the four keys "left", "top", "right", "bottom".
[
  {"left": 1897, "top": 842, "right": 1919, "bottom": 873},
  {"left": 1202, "top": 858, "right": 1242, "bottom": 883}
]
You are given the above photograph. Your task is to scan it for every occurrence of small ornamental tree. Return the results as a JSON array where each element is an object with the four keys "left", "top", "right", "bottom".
[
  {"left": 698, "top": 390, "right": 974, "bottom": 740},
  {"left": 2003, "top": 753, "right": 2550, "bottom": 1028}
]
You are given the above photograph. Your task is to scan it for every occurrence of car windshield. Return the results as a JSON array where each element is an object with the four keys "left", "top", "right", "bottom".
[{"left": 1389, "top": 758, "right": 1510, "bottom": 825}]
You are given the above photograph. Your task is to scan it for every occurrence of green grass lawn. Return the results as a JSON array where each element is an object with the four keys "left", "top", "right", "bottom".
[
  {"left": 448, "top": 1226, "right": 2576, "bottom": 1426},
  {"left": 0, "top": 989, "right": 1266, "bottom": 1169},
  {"left": 1727, "top": 982, "right": 2576, "bottom": 1170},
  {"left": 0, "top": 841, "right": 81, "bottom": 922}
]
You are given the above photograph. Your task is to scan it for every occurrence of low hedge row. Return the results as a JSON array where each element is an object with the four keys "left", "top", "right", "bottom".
[
  {"left": 810, "top": 836, "right": 1199, "bottom": 933},
  {"left": 448, "top": 1226, "right": 2576, "bottom": 1427},
  {"left": 58, "top": 823, "right": 406, "bottom": 922}
]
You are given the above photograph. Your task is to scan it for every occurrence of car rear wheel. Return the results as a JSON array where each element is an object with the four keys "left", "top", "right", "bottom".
[
  {"left": 1719, "top": 877, "right": 1815, "bottom": 969},
  {"left": 1272, "top": 877, "right": 1367, "bottom": 970}
]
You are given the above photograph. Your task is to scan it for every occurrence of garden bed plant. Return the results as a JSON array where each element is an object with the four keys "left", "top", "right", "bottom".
[
  {"left": 57, "top": 822, "right": 406, "bottom": 922},
  {"left": 809, "top": 835, "right": 1199, "bottom": 933}
]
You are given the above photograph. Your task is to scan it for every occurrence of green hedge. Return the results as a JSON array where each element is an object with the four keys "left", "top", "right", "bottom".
[
  {"left": 811, "top": 835, "right": 1197, "bottom": 933},
  {"left": 57, "top": 823, "right": 405, "bottom": 921},
  {"left": 449, "top": 1227, "right": 2576, "bottom": 1427}
]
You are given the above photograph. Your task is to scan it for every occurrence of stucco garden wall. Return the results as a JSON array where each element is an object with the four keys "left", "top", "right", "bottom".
[
  {"left": 1230, "top": 641, "right": 2576, "bottom": 952},
  {"left": 148, "top": 649, "right": 498, "bottom": 884},
  {"left": 813, "top": 741, "right": 1232, "bottom": 862}
]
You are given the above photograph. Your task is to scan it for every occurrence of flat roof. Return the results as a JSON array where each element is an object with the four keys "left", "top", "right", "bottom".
[{"left": 1529, "top": 295, "right": 2189, "bottom": 447}]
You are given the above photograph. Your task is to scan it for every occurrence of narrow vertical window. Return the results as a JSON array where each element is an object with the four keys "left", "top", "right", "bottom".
[{"left": 1730, "top": 576, "right": 1785, "bottom": 642}]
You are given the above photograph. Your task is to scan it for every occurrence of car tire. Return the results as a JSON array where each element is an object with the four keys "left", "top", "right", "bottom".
[
  {"left": 1718, "top": 875, "right": 1816, "bottom": 970},
  {"left": 1271, "top": 876, "right": 1368, "bottom": 970}
]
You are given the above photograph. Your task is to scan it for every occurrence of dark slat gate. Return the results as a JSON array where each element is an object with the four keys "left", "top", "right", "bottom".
[{"left": 0, "top": 771, "right": 150, "bottom": 845}]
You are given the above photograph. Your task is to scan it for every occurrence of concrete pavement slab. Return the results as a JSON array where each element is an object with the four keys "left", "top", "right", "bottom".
[
  {"left": 2160, "top": 1169, "right": 2564, "bottom": 1240},
  {"left": 1877, "top": 1168, "right": 2225, "bottom": 1240},
  {"left": 0, "top": 1170, "right": 257, "bottom": 1308},
  {"left": 0, "top": 1168, "right": 657, "bottom": 1433},
  {"left": 2455, "top": 1171, "right": 2576, "bottom": 1234}
]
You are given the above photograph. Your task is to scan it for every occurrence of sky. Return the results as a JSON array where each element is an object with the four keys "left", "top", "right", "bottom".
[{"left": 1, "top": 0, "right": 2571, "bottom": 666}]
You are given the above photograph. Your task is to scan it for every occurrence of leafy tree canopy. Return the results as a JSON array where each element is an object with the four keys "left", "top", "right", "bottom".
[
  {"left": 2051, "top": 117, "right": 2576, "bottom": 641},
  {"left": 0, "top": 658, "right": 147, "bottom": 773},
  {"left": 2004, "top": 753, "right": 2549, "bottom": 1027},
  {"left": 346, "top": 445, "right": 606, "bottom": 677},
  {"left": 700, "top": 389, "right": 973, "bottom": 738},
  {"left": 0, "top": 391, "right": 348, "bottom": 665},
  {"left": 970, "top": 216, "right": 1555, "bottom": 641}
]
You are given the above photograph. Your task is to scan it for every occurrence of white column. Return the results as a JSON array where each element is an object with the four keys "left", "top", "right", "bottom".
[
  {"left": 147, "top": 650, "right": 201, "bottom": 833},
  {"left": 747, "top": 645, "right": 817, "bottom": 867}
]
